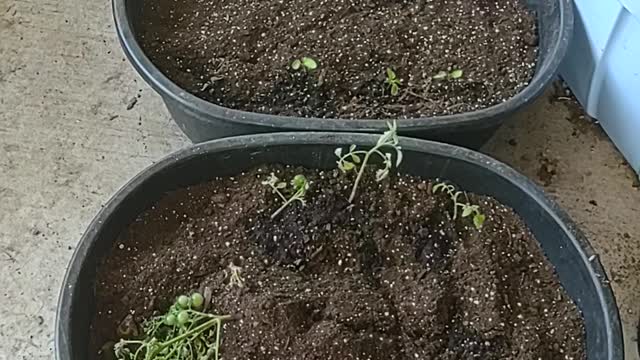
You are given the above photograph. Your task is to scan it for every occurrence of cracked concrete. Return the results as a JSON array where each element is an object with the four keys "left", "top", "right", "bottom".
[{"left": 0, "top": 0, "right": 638, "bottom": 359}]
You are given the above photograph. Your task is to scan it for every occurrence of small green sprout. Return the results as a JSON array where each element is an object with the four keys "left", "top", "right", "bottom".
[
  {"left": 384, "top": 68, "right": 401, "bottom": 96},
  {"left": 262, "top": 173, "right": 310, "bottom": 219},
  {"left": 433, "top": 69, "right": 464, "bottom": 80},
  {"left": 335, "top": 121, "right": 403, "bottom": 203},
  {"left": 227, "top": 263, "right": 245, "bottom": 289},
  {"left": 114, "top": 293, "right": 234, "bottom": 360},
  {"left": 291, "top": 57, "right": 318, "bottom": 71},
  {"left": 432, "top": 182, "right": 486, "bottom": 230}
]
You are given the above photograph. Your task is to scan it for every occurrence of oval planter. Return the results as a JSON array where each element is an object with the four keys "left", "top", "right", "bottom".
[
  {"left": 112, "top": 0, "right": 573, "bottom": 148},
  {"left": 56, "top": 133, "right": 620, "bottom": 359}
]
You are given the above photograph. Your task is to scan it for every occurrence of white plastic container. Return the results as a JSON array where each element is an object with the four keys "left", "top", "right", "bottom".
[{"left": 560, "top": 0, "right": 640, "bottom": 176}]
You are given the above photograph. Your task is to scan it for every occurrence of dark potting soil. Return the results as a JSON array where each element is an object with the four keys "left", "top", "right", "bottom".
[
  {"left": 138, "top": 0, "right": 538, "bottom": 119},
  {"left": 92, "top": 166, "right": 585, "bottom": 359}
]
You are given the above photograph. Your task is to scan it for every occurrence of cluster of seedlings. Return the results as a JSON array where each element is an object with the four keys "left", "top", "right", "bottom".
[
  {"left": 139, "top": 0, "right": 540, "bottom": 118},
  {"left": 290, "top": 57, "right": 464, "bottom": 98},
  {"left": 261, "top": 121, "right": 485, "bottom": 227},
  {"left": 112, "top": 122, "right": 487, "bottom": 359}
]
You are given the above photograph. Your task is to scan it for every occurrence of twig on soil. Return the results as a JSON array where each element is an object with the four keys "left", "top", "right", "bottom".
[
  {"left": 200, "top": 76, "right": 224, "bottom": 92},
  {"left": 383, "top": 104, "right": 409, "bottom": 110},
  {"left": 308, "top": 245, "right": 325, "bottom": 261},
  {"left": 407, "top": 90, "right": 432, "bottom": 102},
  {"left": 2, "top": 250, "right": 16, "bottom": 263},
  {"left": 446, "top": 103, "right": 467, "bottom": 112}
]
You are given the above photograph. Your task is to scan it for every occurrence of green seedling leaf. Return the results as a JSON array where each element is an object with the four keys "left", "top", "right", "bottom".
[
  {"left": 386, "top": 67, "right": 397, "bottom": 80},
  {"left": 384, "top": 69, "right": 401, "bottom": 96},
  {"left": 350, "top": 154, "right": 361, "bottom": 164},
  {"left": 276, "top": 182, "right": 287, "bottom": 189},
  {"left": 473, "top": 213, "right": 486, "bottom": 229},
  {"left": 335, "top": 147, "right": 343, "bottom": 157},
  {"left": 291, "top": 59, "right": 302, "bottom": 70},
  {"left": 349, "top": 144, "right": 357, "bottom": 152},
  {"left": 450, "top": 69, "right": 463, "bottom": 79},
  {"left": 462, "top": 206, "right": 474, "bottom": 218},
  {"left": 395, "top": 149, "right": 403, "bottom": 167},
  {"left": 433, "top": 71, "right": 448, "bottom": 80},
  {"left": 301, "top": 57, "right": 317, "bottom": 70},
  {"left": 391, "top": 83, "right": 399, "bottom": 96},
  {"left": 291, "top": 174, "right": 308, "bottom": 190},
  {"left": 341, "top": 161, "right": 355, "bottom": 171}
]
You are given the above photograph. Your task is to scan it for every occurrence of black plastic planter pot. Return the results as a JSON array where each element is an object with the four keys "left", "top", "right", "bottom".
[
  {"left": 56, "top": 133, "right": 620, "bottom": 359},
  {"left": 113, "top": 0, "right": 573, "bottom": 148}
]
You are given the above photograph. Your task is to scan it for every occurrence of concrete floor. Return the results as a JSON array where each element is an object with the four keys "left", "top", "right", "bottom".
[{"left": 0, "top": 0, "right": 638, "bottom": 358}]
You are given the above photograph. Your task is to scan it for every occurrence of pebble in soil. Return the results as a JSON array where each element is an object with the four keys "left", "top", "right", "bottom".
[
  {"left": 92, "top": 166, "right": 585, "bottom": 360},
  {"left": 138, "top": 0, "right": 538, "bottom": 119}
]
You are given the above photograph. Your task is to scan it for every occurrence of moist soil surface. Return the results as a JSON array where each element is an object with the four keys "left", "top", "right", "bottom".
[
  {"left": 92, "top": 166, "right": 585, "bottom": 360},
  {"left": 138, "top": 0, "right": 538, "bottom": 119}
]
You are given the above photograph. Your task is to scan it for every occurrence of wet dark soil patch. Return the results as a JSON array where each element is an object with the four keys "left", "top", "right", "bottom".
[
  {"left": 551, "top": 81, "right": 608, "bottom": 140},
  {"left": 138, "top": 0, "right": 538, "bottom": 119},
  {"left": 537, "top": 152, "right": 559, "bottom": 187},
  {"left": 92, "top": 166, "right": 585, "bottom": 359}
]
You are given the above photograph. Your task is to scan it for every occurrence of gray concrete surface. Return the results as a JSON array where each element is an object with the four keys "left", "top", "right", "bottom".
[{"left": 0, "top": 0, "right": 638, "bottom": 358}]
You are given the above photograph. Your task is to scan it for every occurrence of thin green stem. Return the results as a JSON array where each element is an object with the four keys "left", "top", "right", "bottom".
[
  {"left": 271, "top": 187, "right": 287, "bottom": 202},
  {"left": 132, "top": 343, "right": 145, "bottom": 360},
  {"left": 339, "top": 150, "right": 369, "bottom": 158},
  {"left": 119, "top": 340, "right": 145, "bottom": 346},
  {"left": 451, "top": 191, "right": 462, "bottom": 219},
  {"left": 270, "top": 189, "right": 303, "bottom": 219},
  {"left": 349, "top": 149, "right": 376, "bottom": 203},
  {"left": 149, "top": 315, "right": 233, "bottom": 358},
  {"left": 163, "top": 342, "right": 180, "bottom": 359},
  {"left": 187, "top": 310, "right": 220, "bottom": 318},
  {"left": 187, "top": 338, "right": 194, "bottom": 359},
  {"left": 372, "top": 149, "right": 387, "bottom": 159},
  {"left": 214, "top": 319, "right": 222, "bottom": 360}
]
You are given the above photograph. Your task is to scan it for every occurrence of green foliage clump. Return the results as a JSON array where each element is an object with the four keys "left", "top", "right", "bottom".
[{"left": 114, "top": 293, "right": 234, "bottom": 360}]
